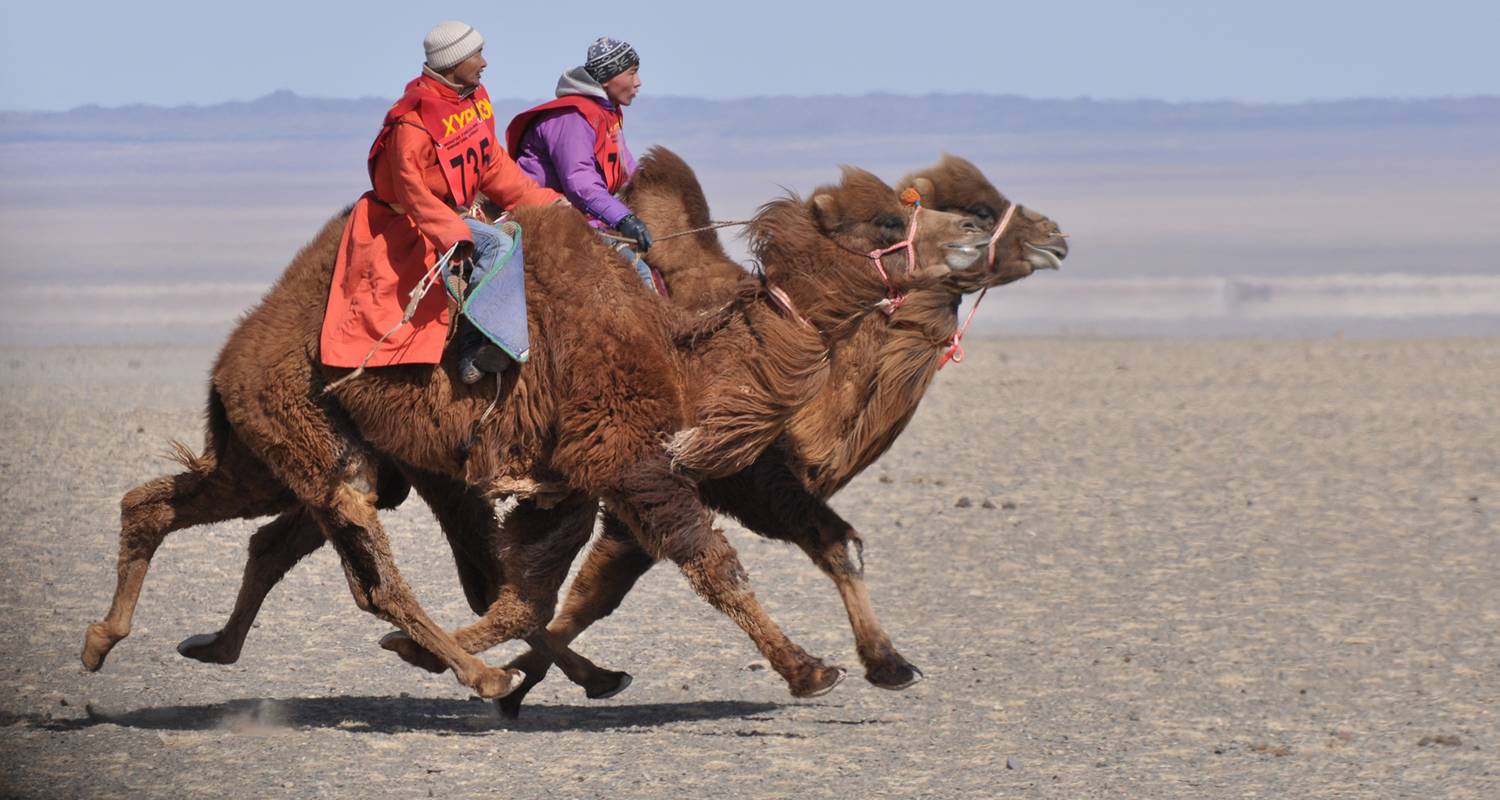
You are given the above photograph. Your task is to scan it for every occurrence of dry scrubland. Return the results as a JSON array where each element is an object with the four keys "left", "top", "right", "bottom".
[{"left": 0, "top": 337, "right": 1496, "bottom": 798}]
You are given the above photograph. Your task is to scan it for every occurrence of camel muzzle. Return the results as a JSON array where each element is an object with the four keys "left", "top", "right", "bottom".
[
  {"left": 942, "top": 239, "right": 988, "bottom": 270},
  {"left": 1024, "top": 237, "right": 1069, "bottom": 271}
]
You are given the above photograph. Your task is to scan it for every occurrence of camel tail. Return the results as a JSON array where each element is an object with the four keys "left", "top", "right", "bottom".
[
  {"left": 162, "top": 383, "right": 234, "bottom": 475},
  {"left": 164, "top": 439, "right": 213, "bottom": 473}
]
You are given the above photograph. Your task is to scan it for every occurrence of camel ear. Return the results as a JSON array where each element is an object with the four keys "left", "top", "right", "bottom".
[
  {"left": 910, "top": 177, "right": 935, "bottom": 204},
  {"left": 811, "top": 193, "right": 841, "bottom": 229}
]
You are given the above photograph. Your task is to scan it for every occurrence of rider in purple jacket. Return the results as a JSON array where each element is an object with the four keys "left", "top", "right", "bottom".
[{"left": 512, "top": 38, "right": 649, "bottom": 248}]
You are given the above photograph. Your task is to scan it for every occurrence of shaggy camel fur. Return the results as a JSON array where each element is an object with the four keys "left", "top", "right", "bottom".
[
  {"left": 82, "top": 155, "right": 989, "bottom": 701},
  {"left": 298, "top": 150, "right": 1067, "bottom": 713},
  {"left": 473, "top": 153, "right": 1070, "bottom": 715}
]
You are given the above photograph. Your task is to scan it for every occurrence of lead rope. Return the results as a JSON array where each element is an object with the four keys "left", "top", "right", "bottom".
[
  {"left": 597, "top": 218, "right": 754, "bottom": 246},
  {"left": 322, "top": 242, "right": 461, "bottom": 394},
  {"left": 938, "top": 202, "right": 1018, "bottom": 369}
]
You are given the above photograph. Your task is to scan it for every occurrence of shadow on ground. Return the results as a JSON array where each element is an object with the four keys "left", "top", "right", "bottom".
[{"left": 17, "top": 696, "right": 785, "bottom": 736}]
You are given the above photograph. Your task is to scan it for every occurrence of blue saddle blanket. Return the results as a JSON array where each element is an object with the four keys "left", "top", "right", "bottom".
[{"left": 447, "top": 219, "right": 529, "bottom": 363}]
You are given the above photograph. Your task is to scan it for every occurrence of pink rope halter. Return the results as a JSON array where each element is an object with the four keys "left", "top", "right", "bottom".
[
  {"left": 867, "top": 202, "right": 923, "bottom": 315},
  {"left": 939, "top": 202, "right": 1018, "bottom": 369},
  {"left": 766, "top": 283, "right": 812, "bottom": 328}
]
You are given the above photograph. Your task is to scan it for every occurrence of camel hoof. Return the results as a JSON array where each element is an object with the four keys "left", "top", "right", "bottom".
[
  {"left": 472, "top": 668, "right": 523, "bottom": 700},
  {"left": 176, "top": 632, "right": 240, "bottom": 664},
  {"left": 865, "top": 659, "right": 924, "bottom": 690},
  {"left": 790, "top": 665, "right": 847, "bottom": 699},
  {"left": 81, "top": 624, "right": 118, "bottom": 672},
  {"left": 379, "top": 631, "right": 449, "bottom": 674},
  {"left": 585, "top": 670, "right": 633, "bottom": 700}
]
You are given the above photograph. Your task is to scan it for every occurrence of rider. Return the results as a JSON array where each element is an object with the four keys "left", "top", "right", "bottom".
[
  {"left": 508, "top": 37, "right": 660, "bottom": 292},
  {"left": 322, "top": 21, "right": 562, "bottom": 384}
]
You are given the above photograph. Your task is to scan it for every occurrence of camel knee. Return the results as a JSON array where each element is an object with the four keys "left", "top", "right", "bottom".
[
  {"left": 347, "top": 580, "right": 405, "bottom": 617},
  {"left": 119, "top": 478, "right": 187, "bottom": 552},
  {"left": 678, "top": 539, "right": 751, "bottom": 597},
  {"left": 814, "top": 536, "right": 865, "bottom": 578},
  {"left": 327, "top": 480, "right": 380, "bottom": 530},
  {"left": 471, "top": 588, "right": 549, "bottom": 645}
]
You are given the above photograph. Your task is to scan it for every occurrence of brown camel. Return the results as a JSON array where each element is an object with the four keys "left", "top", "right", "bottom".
[
  {"left": 476, "top": 152, "right": 1069, "bottom": 715},
  {"left": 163, "top": 150, "right": 1067, "bottom": 712},
  {"left": 82, "top": 156, "right": 990, "bottom": 701}
]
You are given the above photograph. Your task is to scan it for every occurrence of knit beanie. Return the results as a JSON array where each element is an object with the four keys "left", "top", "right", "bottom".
[
  {"left": 584, "top": 37, "right": 640, "bottom": 84},
  {"left": 424, "top": 21, "right": 484, "bottom": 71}
]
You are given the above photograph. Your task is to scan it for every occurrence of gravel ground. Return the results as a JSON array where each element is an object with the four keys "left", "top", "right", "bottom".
[{"left": 1, "top": 337, "right": 1496, "bottom": 798}]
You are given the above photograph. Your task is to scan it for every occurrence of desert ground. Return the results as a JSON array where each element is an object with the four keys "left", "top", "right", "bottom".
[{"left": 0, "top": 336, "right": 1495, "bottom": 798}]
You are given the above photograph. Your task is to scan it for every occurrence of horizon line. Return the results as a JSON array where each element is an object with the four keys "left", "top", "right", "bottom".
[{"left": 4, "top": 89, "right": 1498, "bottom": 115}]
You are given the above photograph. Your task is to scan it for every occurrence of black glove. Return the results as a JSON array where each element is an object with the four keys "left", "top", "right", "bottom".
[{"left": 616, "top": 214, "right": 653, "bottom": 252}]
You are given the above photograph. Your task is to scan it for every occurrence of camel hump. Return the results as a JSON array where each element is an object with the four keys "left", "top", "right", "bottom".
[{"left": 630, "top": 147, "right": 712, "bottom": 224}]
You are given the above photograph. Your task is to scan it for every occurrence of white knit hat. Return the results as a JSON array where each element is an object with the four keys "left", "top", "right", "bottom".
[{"left": 424, "top": 21, "right": 484, "bottom": 71}]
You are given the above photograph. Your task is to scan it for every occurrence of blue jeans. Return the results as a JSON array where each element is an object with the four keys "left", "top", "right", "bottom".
[
  {"left": 609, "top": 240, "right": 659, "bottom": 292},
  {"left": 464, "top": 217, "right": 512, "bottom": 284}
]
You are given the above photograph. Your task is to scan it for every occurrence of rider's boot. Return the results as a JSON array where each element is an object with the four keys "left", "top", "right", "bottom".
[{"left": 456, "top": 319, "right": 512, "bottom": 385}]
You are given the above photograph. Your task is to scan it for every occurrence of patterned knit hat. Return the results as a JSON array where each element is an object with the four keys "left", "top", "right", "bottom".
[
  {"left": 424, "top": 21, "right": 484, "bottom": 71},
  {"left": 584, "top": 37, "right": 640, "bottom": 83}
]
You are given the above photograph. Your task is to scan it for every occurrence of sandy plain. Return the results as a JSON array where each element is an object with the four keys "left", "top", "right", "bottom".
[{"left": 0, "top": 336, "right": 1496, "bottom": 798}]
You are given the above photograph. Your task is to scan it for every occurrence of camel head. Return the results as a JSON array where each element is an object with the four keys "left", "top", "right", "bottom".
[
  {"left": 897, "top": 155, "right": 1069, "bottom": 292},
  {"left": 749, "top": 167, "right": 994, "bottom": 322}
]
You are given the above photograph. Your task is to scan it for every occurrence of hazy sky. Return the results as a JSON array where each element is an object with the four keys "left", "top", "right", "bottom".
[{"left": 3, "top": 0, "right": 1498, "bottom": 110}]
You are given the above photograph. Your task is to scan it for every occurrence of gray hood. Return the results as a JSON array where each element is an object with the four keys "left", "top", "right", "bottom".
[{"left": 555, "top": 66, "right": 610, "bottom": 101}]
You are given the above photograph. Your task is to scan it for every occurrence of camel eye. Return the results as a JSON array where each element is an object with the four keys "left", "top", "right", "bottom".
[
  {"left": 968, "top": 204, "right": 997, "bottom": 225},
  {"left": 876, "top": 215, "right": 904, "bottom": 236}
]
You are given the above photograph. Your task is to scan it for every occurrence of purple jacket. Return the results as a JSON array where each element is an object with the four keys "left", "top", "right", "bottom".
[{"left": 514, "top": 67, "right": 637, "bottom": 227}]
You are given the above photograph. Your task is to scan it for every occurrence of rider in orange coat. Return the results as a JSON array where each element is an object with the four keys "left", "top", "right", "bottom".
[{"left": 321, "top": 21, "right": 560, "bottom": 376}]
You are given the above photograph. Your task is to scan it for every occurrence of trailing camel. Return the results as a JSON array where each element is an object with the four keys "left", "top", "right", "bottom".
[
  {"left": 81, "top": 154, "right": 992, "bottom": 701},
  {"left": 472, "top": 152, "right": 1069, "bottom": 715}
]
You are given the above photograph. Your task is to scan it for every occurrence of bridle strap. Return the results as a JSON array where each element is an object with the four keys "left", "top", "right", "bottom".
[
  {"left": 867, "top": 203, "right": 922, "bottom": 315},
  {"left": 985, "top": 202, "right": 1019, "bottom": 270},
  {"left": 940, "top": 202, "right": 1019, "bottom": 369},
  {"left": 766, "top": 283, "right": 811, "bottom": 328}
]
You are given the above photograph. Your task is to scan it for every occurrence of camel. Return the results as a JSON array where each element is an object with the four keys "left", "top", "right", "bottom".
[
  {"left": 81, "top": 154, "right": 993, "bottom": 702},
  {"left": 155, "top": 150, "right": 1069, "bottom": 713},
  {"left": 472, "top": 153, "right": 1070, "bottom": 715}
]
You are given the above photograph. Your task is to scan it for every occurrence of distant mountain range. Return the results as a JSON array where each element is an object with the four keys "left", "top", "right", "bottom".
[
  {"left": 2, "top": 90, "right": 1495, "bottom": 294},
  {"left": 4, "top": 89, "right": 1498, "bottom": 144}
]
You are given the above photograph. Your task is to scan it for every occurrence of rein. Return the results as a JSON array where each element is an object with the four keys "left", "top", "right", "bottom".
[
  {"left": 598, "top": 218, "right": 753, "bottom": 246},
  {"left": 938, "top": 202, "right": 1018, "bottom": 369}
]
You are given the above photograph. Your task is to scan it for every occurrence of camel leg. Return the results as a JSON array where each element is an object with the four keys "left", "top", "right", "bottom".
[
  {"left": 82, "top": 444, "right": 291, "bottom": 671},
  {"left": 608, "top": 457, "right": 845, "bottom": 699},
  {"left": 401, "top": 466, "right": 506, "bottom": 617},
  {"left": 703, "top": 460, "right": 922, "bottom": 688},
  {"left": 309, "top": 473, "right": 520, "bottom": 700},
  {"left": 374, "top": 480, "right": 631, "bottom": 700},
  {"left": 176, "top": 507, "right": 325, "bottom": 664},
  {"left": 524, "top": 630, "right": 632, "bottom": 699},
  {"left": 498, "top": 509, "right": 658, "bottom": 718},
  {"left": 794, "top": 506, "right": 922, "bottom": 689},
  {"left": 177, "top": 463, "right": 411, "bottom": 664},
  {"left": 381, "top": 586, "right": 631, "bottom": 702}
]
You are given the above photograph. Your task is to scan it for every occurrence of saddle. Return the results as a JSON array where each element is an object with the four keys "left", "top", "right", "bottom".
[{"left": 444, "top": 219, "right": 531, "bottom": 363}]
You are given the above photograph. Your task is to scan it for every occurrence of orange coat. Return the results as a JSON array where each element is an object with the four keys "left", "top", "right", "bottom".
[{"left": 321, "top": 75, "right": 561, "bottom": 368}]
